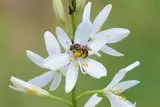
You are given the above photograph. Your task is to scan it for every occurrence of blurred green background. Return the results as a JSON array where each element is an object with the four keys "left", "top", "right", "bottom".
[{"left": 1, "top": 0, "right": 160, "bottom": 107}]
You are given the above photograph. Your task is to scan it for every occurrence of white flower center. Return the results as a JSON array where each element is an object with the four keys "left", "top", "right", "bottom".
[{"left": 109, "top": 86, "right": 123, "bottom": 95}]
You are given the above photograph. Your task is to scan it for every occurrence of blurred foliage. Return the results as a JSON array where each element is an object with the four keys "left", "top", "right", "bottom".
[{"left": 1, "top": 0, "right": 160, "bottom": 107}]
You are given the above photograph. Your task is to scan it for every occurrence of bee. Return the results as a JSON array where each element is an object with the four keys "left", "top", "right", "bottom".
[{"left": 70, "top": 43, "right": 90, "bottom": 58}]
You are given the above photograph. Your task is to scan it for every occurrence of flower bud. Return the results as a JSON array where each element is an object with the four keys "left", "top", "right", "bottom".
[
  {"left": 9, "top": 76, "right": 50, "bottom": 97},
  {"left": 76, "top": 0, "right": 86, "bottom": 12},
  {"left": 52, "top": 0, "right": 66, "bottom": 24}
]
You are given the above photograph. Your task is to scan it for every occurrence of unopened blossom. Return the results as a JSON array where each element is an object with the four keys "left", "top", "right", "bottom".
[
  {"left": 83, "top": 2, "right": 130, "bottom": 57},
  {"left": 26, "top": 31, "right": 64, "bottom": 91},
  {"left": 44, "top": 21, "right": 107, "bottom": 93},
  {"left": 85, "top": 61, "right": 140, "bottom": 107},
  {"left": 52, "top": 0, "right": 66, "bottom": 23},
  {"left": 9, "top": 76, "right": 50, "bottom": 96},
  {"left": 76, "top": 0, "right": 86, "bottom": 12}
]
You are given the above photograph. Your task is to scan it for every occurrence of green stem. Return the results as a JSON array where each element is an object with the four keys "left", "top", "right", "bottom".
[
  {"left": 49, "top": 94, "right": 73, "bottom": 106},
  {"left": 72, "top": 86, "right": 77, "bottom": 107},
  {"left": 71, "top": 13, "right": 77, "bottom": 37},
  {"left": 76, "top": 90, "right": 104, "bottom": 100}
]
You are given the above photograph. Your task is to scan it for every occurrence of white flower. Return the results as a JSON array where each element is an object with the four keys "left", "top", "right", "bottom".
[
  {"left": 26, "top": 31, "right": 64, "bottom": 91},
  {"left": 44, "top": 21, "right": 107, "bottom": 93},
  {"left": 83, "top": 2, "right": 130, "bottom": 57},
  {"left": 85, "top": 61, "right": 140, "bottom": 107},
  {"left": 9, "top": 76, "right": 50, "bottom": 96}
]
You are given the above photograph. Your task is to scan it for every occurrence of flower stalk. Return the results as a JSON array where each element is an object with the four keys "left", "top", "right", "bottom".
[
  {"left": 68, "top": 0, "right": 77, "bottom": 40},
  {"left": 72, "top": 86, "right": 77, "bottom": 107},
  {"left": 76, "top": 90, "right": 104, "bottom": 100},
  {"left": 49, "top": 94, "right": 73, "bottom": 106}
]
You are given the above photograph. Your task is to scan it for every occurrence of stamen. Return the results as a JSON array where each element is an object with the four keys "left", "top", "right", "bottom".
[
  {"left": 83, "top": 62, "right": 88, "bottom": 67},
  {"left": 119, "top": 96, "right": 126, "bottom": 101},
  {"left": 69, "top": 57, "right": 74, "bottom": 62},
  {"left": 110, "top": 87, "right": 123, "bottom": 95},
  {"left": 75, "top": 62, "right": 79, "bottom": 67}
]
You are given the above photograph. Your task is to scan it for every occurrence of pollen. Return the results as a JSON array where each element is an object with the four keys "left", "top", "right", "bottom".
[{"left": 74, "top": 51, "right": 82, "bottom": 58}]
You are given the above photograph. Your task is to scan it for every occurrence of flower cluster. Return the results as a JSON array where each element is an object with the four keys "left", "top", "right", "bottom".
[{"left": 9, "top": 1, "right": 140, "bottom": 107}]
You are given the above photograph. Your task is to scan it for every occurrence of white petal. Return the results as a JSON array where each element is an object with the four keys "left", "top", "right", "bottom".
[
  {"left": 74, "top": 21, "right": 92, "bottom": 45},
  {"left": 84, "top": 94, "right": 102, "bottom": 107},
  {"left": 44, "top": 31, "right": 61, "bottom": 55},
  {"left": 44, "top": 53, "right": 70, "bottom": 70},
  {"left": 88, "top": 36, "right": 107, "bottom": 55},
  {"left": 50, "top": 73, "right": 62, "bottom": 91},
  {"left": 106, "top": 61, "right": 140, "bottom": 90},
  {"left": 10, "top": 76, "right": 31, "bottom": 89},
  {"left": 9, "top": 85, "right": 22, "bottom": 92},
  {"left": 61, "top": 65, "right": 69, "bottom": 73},
  {"left": 82, "top": 58, "right": 107, "bottom": 78},
  {"left": 107, "top": 92, "right": 136, "bottom": 107},
  {"left": 78, "top": 59, "right": 86, "bottom": 74},
  {"left": 96, "top": 28, "right": 130, "bottom": 43},
  {"left": 56, "top": 27, "right": 72, "bottom": 50},
  {"left": 101, "top": 45, "right": 124, "bottom": 57},
  {"left": 28, "top": 71, "right": 54, "bottom": 88},
  {"left": 113, "top": 80, "right": 140, "bottom": 93},
  {"left": 26, "top": 50, "right": 45, "bottom": 68},
  {"left": 65, "top": 62, "right": 79, "bottom": 93},
  {"left": 124, "top": 61, "right": 140, "bottom": 72},
  {"left": 82, "top": 2, "right": 92, "bottom": 22},
  {"left": 92, "top": 4, "right": 112, "bottom": 35}
]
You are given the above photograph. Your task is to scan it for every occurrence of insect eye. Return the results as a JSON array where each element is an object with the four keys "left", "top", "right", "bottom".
[{"left": 74, "top": 44, "right": 80, "bottom": 48}]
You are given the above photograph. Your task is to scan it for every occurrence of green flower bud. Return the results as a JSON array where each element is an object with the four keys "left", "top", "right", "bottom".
[
  {"left": 52, "top": 0, "right": 66, "bottom": 24},
  {"left": 76, "top": 0, "right": 86, "bottom": 12}
]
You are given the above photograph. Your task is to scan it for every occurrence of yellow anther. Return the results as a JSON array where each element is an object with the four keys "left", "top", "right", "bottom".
[
  {"left": 69, "top": 57, "right": 74, "bottom": 62},
  {"left": 119, "top": 96, "right": 126, "bottom": 101},
  {"left": 83, "top": 62, "right": 88, "bottom": 67},
  {"left": 75, "top": 63, "right": 79, "bottom": 67}
]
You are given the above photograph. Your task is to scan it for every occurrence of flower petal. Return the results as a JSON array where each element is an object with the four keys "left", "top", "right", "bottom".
[
  {"left": 43, "top": 53, "right": 70, "bottom": 70},
  {"left": 56, "top": 27, "right": 72, "bottom": 50},
  {"left": 82, "top": 2, "right": 92, "bottom": 22},
  {"left": 106, "top": 61, "right": 140, "bottom": 90},
  {"left": 84, "top": 94, "right": 102, "bottom": 107},
  {"left": 26, "top": 50, "right": 45, "bottom": 68},
  {"left": 82, "top": 58, "right": 107, "bottom": 78},
  {"left": 96, "top": 28, "right": 130, "bottom": 43},
  {"left": 65, "top": 62, "right": 79, "bottom": 93},
  {"left": 50, "top": 73, "right": 62, "bottom": 91},
  {"left": 113, "top": 80, "right": 140, "bottom": 93},
  {"left": 92, "top": 4, "right": 112, "bottom": 35},
  {"left": 107, "top": 92, "right": 136, "bottom": 107},
  {"left": 44, "top": 31, "right": 61, "bottom": 55},
  {"left": 28, "top": 71, "right": 54, "bottom": 88},
  {"left": 88, "top": 36, "right": 107, "bottom": 55},
  {"left": 74, "top": 21, "right": 92, "bottom": 45},
  {"left": 101, "top": 45, "right": 124, "bottom": 57}
]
